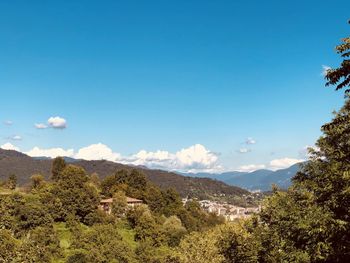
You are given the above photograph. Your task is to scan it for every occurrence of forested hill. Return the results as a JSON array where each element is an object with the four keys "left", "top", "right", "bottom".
[{"left": 0, "top": 149, "right": 249, "bottom": 198}]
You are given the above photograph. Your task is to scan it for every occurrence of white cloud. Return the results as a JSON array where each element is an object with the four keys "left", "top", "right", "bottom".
[
  {"left": 245, "top": 137, "right": 256, "bottom": 145},
  {"left": 3, "top": 120, "right": 13, "bottom": 126},
  {"left": 35, "top": 123, "right": 48, "bottom": 129},
  {"left": 1, "top": 143, "right": 20, "bottom": 151},
  {"left": 121, "top": 144, "right": 221, "bottom": 173},
  {"left": 10, "top": 135, "right": 22, "bottom": 141},
  {"left": 238, "top": 148, "right": 251, "bottom": 153},
  {"left": 48, "top": 116, "right": 67, "bottom": 129},
  {"left": 322, "top": 65, "right": 331, "bottom": 76},
  {"left": 35, "top": 116, "right": 67, "bottom": 129},
  {"left": 238, "top": 164, "right": 266, "bottom": 172},
  {"left": 25, "top": 147, "right": 74, "bottom": 158},
  {"left": 176, "top": 144, "right": 219, "bottom": 171},
  {"left": 268, "top": 157, "right": 304, "bottom": 170},
  {"left": 75, "top": 143, "right": 121, "bottom": 162},
  {"left": 237, "top": 157, "right": 304, "bottom": 172}
]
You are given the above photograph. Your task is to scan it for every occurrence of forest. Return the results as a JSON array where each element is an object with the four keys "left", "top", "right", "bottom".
[{"left": 1, "top": 22, "right": 350, "bottom": 263}]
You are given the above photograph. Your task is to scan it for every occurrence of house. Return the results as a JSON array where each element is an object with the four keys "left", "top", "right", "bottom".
[{"left": 99, "top": 196, "right": 143, "bottom": 215}]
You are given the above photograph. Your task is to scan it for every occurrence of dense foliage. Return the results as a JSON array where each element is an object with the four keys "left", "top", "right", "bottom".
[{"left": 0, "top": 159, "right": 224, "bottom": 262}]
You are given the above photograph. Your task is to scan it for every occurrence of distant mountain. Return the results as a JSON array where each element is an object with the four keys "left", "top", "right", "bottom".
[
  {"left": 0, "top": 149, "right": 249, "bottom": 199},
  {"left": 182, "top": 163, "right": 303, "bottom": 191}
]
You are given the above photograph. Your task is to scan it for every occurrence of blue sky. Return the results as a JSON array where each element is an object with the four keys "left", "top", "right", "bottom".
[{"left": 0, "top": 0, "right": 349, "bottom": 172}]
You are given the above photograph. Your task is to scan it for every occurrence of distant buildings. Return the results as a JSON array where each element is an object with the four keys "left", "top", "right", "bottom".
[
  {"left": 183, "top": 198, "right": 261, "bottom": 221},
  {"left": 99, "top": 197, "right": 143, "bottom": 215}
]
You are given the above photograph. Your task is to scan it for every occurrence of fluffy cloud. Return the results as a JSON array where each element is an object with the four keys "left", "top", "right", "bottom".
[
  {"left": 175, "top": 144, "right": 219, "bottom": 171},
  {"left": 25, "top": 147, "right": 74, "bottom": 158},
  {"left": 35, "top": 123, "right": 48, "bottom": 129},
  {"left": 122, "top": 144, "right": 221, "bottom": 173},
  {"left": 238, "top": 164, "right": 266, "bottom": 172},
  {"left": 35, "top": 116, "right": 67, "bottom": 129},
  {"left": 0, "top": 143, "right": 20, "bottom": 151},
  {"left": 269, "top": 157, "right": 304, "bottom": 170},
  {"left": 245, "top": 137, "right": 256, "bottom": 145},
  {"left": 75, "top": 143, "right": 121, "bottom": 162},
  {"left": 10, "top": 135, "right": 22, "bottom": 141},
  {"left": 238, "top": 157, "right": 304, "bottom": 172},
  {"left": 48, "top": 116, "right": 67, "bottom": 129}
]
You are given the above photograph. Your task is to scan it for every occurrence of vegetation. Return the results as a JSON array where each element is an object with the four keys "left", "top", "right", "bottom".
[{"left": 0, "top": 157, "right": 224, "bottom": 262}]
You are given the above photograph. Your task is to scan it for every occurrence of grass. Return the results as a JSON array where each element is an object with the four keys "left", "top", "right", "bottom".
[
  {"left": 54, "top": 223, "right": 72, "bottom": 249},
  {"left": 117, "top": 221, "right": 138, "bottom": 249}
]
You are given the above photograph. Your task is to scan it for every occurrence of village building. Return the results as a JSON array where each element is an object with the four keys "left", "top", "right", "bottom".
[
  {"left": 99, "top": 196, "right": 143, "bottom": 215},
  {"left": 195, "top": 199, "right": 261, "bottom": 221}
]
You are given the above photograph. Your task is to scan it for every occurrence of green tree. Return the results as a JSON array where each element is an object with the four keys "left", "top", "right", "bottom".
[
  {"left": 135, "top": 240, "right": 178, "bottom": 263},
  {"left": 17, "top": 226, "right": 62, "bottom": 262},
  {"left": 71, "top": 224, "right": 137, "bottom": 263},
  {"left": 8, "top": 174, "right": 17, "bottom": 190},
  {"left": 216, "top": 221, "right": 260, "bottom": 263},
  {"left": 30, "top": 173, "right": 45, "bottom": 190},
  {"left": 177, "top": 230, "right": 224, "bottom": 263},
  {"left": 51, "top": 156, "right": 67, "bottom": 181},
  {"left": 17, "top": 199, "right": 53, "bottom": 233},
  {"left": 134, "top": 208, "right": 165, "bottom": 245},
  {"left": 325, "top": 21, "right": 350, "bottom": 93},
  {"left": 51, "top": 165, "right": 100, "bottom": 224},
  {"left": 292, "top": 98, "right": 350, "bottom": 261},
  {"left": 112, "top": 190, "right": 128, "bottom": 218},
  {"left": 162, "top": 215, "right": 187, "bottom": 247}
]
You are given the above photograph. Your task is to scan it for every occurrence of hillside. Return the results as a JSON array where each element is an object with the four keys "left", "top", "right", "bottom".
[
  {"left": 0, "top": 149, "right": 249, "bottom": 199},
  {"left": 183, "top": 163, "right": 303, "bottom": 191}
]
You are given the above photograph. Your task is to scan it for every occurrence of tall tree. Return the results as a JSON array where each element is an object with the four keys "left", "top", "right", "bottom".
[
  {"left": 51, "top": 157, "right": 66, "bottom": 181},
  {"left": 7, "top": 174, "right": 17, "bottom": 190}
]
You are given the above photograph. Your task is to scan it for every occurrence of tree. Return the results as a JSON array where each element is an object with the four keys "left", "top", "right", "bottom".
[
  {"left": 30, "top": 174, "right": 45, "bottom": 189},
  {"left": 17, "top": 199, "right": 53, "bottom": 233},
  {"left": 17, "top": 226, "right": 61, "bottom": 262},
  {"left": 162, "top": 216, "right": 187, "bottom": 247},
  {"left": 51, "top": 165, "right": 100, "bottom": 224},
  {"left": 134, "top": 209, "right": 165, "bottom": 245},
  {"left": 8, "top": 174, "right": 17, "bottom": 190},
  {"left": 292, "top": 99, "right": 350, "bottom": 261},
  {"left": 177, "top": 230, "right": 224, "bottom": 263},
  {"left": 51, "top": 157, "right": 66, "bottom": 181},
  {"left": 71, "top": 224, "right": 137, "bottom": 263},
  {"left": 112, "top": 190, "right": 128, "bottom": 218},
  {"left": 216, "top": 222, "right": 260, "bottom": 263},
  {"left": 256, "top": 189, "right": 335, "bottom": 262},
  {"left": 325, "top": 21, "right": 350, "bottom": 93}
]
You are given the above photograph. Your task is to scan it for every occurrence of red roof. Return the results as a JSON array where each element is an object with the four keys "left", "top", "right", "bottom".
[{"left": 100, "top": 197, "right": 143, "bottom": 203}]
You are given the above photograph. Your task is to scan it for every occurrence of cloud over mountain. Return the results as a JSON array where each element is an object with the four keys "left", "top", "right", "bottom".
[
  {"left": 0, "top": 143, "right": 19, "bottom": 151},
  {"left": 25, "top": 147, "right": 74, "bottom": 159},
  {"left": 4, "top": 143, "right": 221, "bottom": 173}
]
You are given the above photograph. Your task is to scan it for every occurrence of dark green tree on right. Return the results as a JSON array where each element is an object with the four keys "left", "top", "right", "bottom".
[
  {"left": 292, "top": 21, "right": 350, "bottom": 262},
  {"left": 325, "top": 20, "right": 350, "bottom": 93}
]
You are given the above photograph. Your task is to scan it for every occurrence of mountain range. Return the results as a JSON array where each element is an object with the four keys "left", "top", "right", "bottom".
[
  {"left": 0, "top": 149, "right": 249, "bottom": 199},
  {"left": 182, "top": 163, "right": 303, "bottom": 191}
]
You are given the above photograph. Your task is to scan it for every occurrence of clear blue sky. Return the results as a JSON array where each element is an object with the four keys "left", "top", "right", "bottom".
[{"left": 0, "top": 0, "right": 349, "bottom": 172}]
